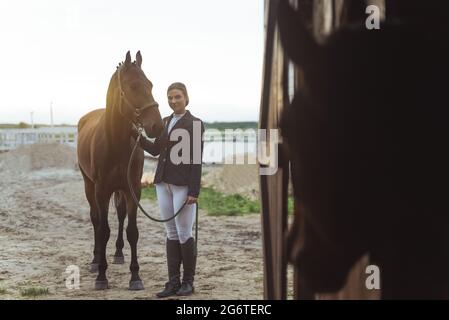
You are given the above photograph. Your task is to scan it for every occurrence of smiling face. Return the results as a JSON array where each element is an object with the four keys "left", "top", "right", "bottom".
[{"left": 167, "top": 88, "right": 187, "bottom": 114}]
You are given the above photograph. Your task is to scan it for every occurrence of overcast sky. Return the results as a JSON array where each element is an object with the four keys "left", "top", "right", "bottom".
[{"left": 0, "top": 0, "right": 264, "bottom": 124}]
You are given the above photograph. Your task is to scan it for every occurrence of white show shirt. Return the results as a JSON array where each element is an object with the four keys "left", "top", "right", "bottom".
[{"left": 167, "top": 112, "right": 186, "bottom": 133}]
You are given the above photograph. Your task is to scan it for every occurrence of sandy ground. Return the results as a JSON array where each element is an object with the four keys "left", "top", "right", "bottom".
[{"left": 0, "top": 145, "right": 264, "bottom": 300}]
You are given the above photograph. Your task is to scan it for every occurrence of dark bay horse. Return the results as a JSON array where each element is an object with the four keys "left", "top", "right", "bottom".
[
  {"left": 77, "top": 51, "right": 163, "bottom": 290},
  {"left": 278, "top": 1, "right": 449, "bottom": 298}
]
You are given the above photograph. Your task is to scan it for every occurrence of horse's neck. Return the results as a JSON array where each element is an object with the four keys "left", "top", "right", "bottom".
[{"left": 105, "top": 102, "right": 131, "bottom": 157}]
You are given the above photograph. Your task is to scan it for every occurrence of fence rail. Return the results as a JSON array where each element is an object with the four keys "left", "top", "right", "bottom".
[{"left": 0, "top": 127, "right": 78, "bottom": 151}]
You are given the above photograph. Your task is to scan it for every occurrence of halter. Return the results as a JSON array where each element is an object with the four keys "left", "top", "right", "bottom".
[{"left": 116, "top": 65, "right": 159, "bottom": 129}]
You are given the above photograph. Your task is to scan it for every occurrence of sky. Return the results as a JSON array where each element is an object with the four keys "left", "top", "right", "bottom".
[{"left": 0, "top": 0, "right": 264, "bottom": 124}]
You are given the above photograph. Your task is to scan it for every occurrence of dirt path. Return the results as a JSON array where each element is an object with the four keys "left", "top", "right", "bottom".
[{"left": 0, "top": 163, "right": 263, "bottom": 300}]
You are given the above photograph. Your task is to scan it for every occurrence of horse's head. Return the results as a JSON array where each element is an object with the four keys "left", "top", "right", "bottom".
[
  {"left": 113, "top": 51, "right": 163, "bottom": 138},
  {"left": 278, "top": 0, "right": 449, "bottom": 293},
  {"left": 278, "top": 0, "right": 371, "bottom": 260}
]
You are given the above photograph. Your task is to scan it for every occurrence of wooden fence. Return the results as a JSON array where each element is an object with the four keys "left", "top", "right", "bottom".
[{"left": 0, "top": 127, "right": 77, "bottom": 151}]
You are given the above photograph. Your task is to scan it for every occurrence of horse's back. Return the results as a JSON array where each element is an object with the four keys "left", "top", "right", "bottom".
[
  {"left": 77, "top": 109, "right": 106, "bottom": 181},
  {"left": 78, "top": 109, "right": 105, "bottom": 132}
]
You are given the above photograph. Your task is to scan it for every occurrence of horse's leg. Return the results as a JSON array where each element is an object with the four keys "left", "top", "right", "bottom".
[
  {"left": 81, "top": 172, "right": 100, "bottom": 273},
  {"left": 113, "top": 191, "right": 126, "bottom": 264},
  {"left": 94, "top": 186, "right": 112, "bottom": 290},
  {"left": 88, "top": 206, "right": 100, "bottom": 273},
  {"left": 125, "top": 192, "right": 144, "bottom": 290}
]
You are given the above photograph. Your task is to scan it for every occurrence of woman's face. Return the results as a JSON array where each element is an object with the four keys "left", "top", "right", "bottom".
[{"left": 167, "top": 89, "right": 187, "bottom": 114}]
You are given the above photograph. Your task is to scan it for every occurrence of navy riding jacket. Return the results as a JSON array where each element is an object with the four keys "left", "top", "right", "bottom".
[{"left": 139, "top": 110, "right": 204, "bottom": 198}]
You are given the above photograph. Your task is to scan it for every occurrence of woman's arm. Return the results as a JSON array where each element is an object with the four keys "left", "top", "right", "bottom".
[
  {"left": 139, "top": 135, "right": 161, "bottom": 156},
  {"left": 131, "top": 116, "right": 167, "bottom": 157}
]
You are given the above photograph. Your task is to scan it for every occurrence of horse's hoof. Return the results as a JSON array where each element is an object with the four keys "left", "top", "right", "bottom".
[
  {"left": 112, "top": 255, "right": 125, "bottom": 264},
  {"left": 95, "top": 280, "right": 109, "bottom": 290},
  {"left": 129, "top": 280, "right": 144, "bottom": 291},
  {"left": 90, "top": 263, "right": 99, "bottom": 273}
]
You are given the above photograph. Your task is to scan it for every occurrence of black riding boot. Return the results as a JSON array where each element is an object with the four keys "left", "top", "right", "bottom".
[
  {"left": 177, "top": 237, "right": 196, "bottom": 296},
  {"left": 156, "top": 238, "right": 182, "bottom": 298}
]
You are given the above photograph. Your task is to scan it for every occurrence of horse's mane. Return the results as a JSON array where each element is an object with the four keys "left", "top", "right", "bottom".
[
  {"left": 104, "top": 60, "right": 141, "bottom": 154},
  {"left": 105, "top": 66, "right": 119, "bottom": 151}
]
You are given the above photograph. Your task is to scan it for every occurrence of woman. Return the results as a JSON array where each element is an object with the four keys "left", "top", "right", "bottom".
[{"left": 137, "top": 82, "right": 204, "bottom": 297}]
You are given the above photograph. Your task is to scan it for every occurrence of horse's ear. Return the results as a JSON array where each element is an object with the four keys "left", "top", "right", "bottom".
[
  {"left": 136, "top": 51, "right": 142, "bottom": 67},
  {"left": 277, "top": 0, "right": 322, "bottom": 75},
  {"left": 125, "top": 51, "right": 131, "bottom": 66}
]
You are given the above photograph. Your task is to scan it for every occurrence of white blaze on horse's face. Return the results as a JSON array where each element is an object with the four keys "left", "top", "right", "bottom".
[{"left": 167, "top": 89, "right": 187, "bottom": 114}]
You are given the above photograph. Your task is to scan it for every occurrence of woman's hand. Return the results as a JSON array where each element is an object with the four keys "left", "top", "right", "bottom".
[{"left": 186, "top": 196, "right": 198, "bottom": 204}]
